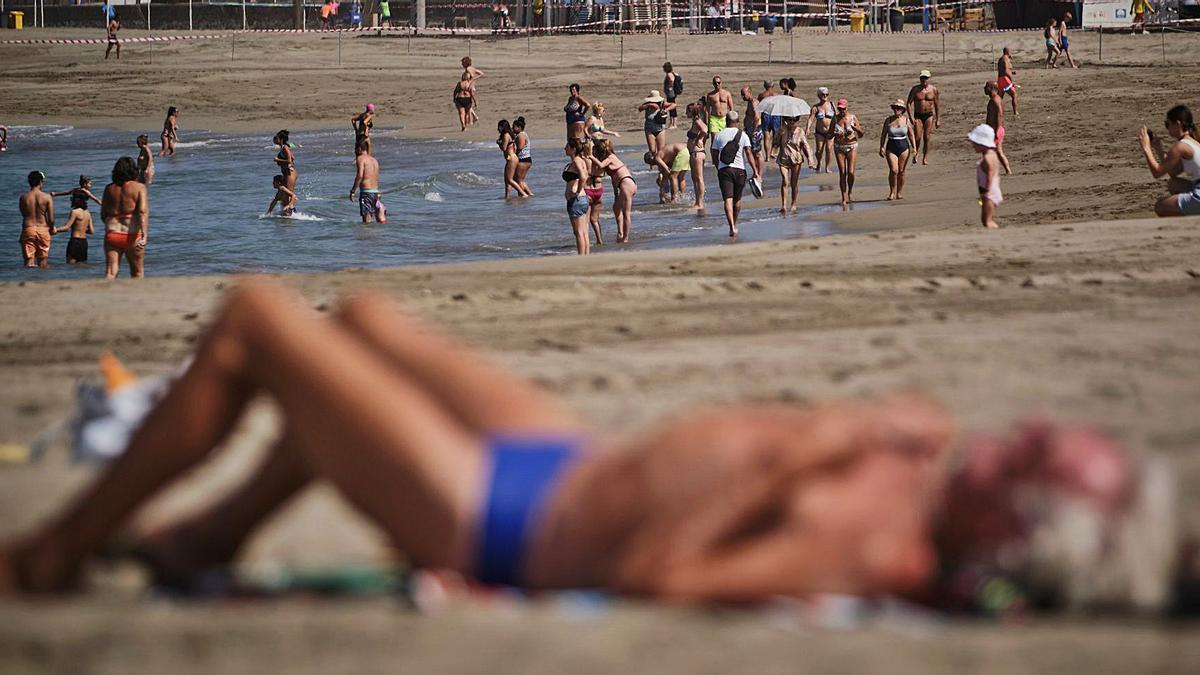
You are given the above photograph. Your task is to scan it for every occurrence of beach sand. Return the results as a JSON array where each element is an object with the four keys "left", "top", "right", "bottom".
[{"left": 2, "top": 27, "right": 1200, "bottom": 672}]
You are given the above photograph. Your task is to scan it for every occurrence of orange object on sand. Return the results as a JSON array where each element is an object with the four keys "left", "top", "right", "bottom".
[{"left": 99, "top": 352, "right": 138, "bottom": 392}]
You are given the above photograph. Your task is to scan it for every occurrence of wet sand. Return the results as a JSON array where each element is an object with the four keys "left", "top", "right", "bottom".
[{"left": 2, "top": 27, "right": 1200, "bottom": 673}]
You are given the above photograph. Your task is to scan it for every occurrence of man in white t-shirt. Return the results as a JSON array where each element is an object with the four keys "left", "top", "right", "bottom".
[{"left": 710, "top": 111, "right": 755, "bottom": 237}]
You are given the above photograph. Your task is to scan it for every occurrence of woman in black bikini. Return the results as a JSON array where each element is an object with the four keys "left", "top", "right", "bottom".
[
  {"left": 159, "top": 106, "right": 179, "bottom": 158},
  {"left": 352, "top": 104, "right": 374, "bottom": 153},
  {"left": 563, "top": 139, "right": 591, "bottom": 255},
  {"left": 453, "top": 75, "right": 476, "bottom": 133},
  {"left": 273, "top": 130, "right": 297, "bottom": 192},
  {"left": 685, "top": 103, "right": 708, "bottom": 210},
  {"left": 512, "top": 117, "right": 534, "bottom": 198}
]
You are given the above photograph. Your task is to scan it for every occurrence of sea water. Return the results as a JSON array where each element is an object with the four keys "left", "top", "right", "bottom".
[{"left": 0, "top": 125, "right": 849, "bottom": 281}]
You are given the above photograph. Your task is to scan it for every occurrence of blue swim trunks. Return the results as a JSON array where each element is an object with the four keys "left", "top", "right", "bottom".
[
  {"left": 476, "top": 436, "right": 583, "bottom": 587},
  {"left": 762, "top": 114, "right": 782, "bottom": 133}
]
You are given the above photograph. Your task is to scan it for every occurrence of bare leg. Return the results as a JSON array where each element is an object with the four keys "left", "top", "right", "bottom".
[
  {"left": 0, "top": 282, "right": 496, "bottom": 592},
  {"left": 836, "top": 151, "right": 849, "bottom": 207},
  {"left": 778, "top": 163, "right": 790, "bottom": 213},
  {"left": 996, "top": 141, "right": 1012, "bottom": 175},
  {"left": 895, "top": 151, "right": 909, "bottom": 199},
  {"left": 886, "top": 153, "right": 898, "bottom": 200},
  {"left": 105, "top": 247, "right": 122, "bottom": 279},
  {"left": 920, "top": 118, "right": 933, "bottom": 165}
]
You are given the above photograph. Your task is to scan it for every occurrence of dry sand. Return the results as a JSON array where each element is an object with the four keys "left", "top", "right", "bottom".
[{"left": 2, "top": 27, "right": 1200, "bottom": 673}]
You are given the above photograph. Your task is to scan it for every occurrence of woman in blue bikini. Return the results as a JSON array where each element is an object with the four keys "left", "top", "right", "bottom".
[{"left": 0, "top": 281, "right": 1165, "bottom": 609}]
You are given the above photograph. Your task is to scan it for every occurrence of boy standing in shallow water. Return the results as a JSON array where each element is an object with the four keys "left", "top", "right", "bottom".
[
  {"left": 266, "top": 175, "right": 297, "bottom": 217},
  {"left": 56, "top": 193, "right": 94, "bottom": 263},
  {"left": 969, "top": 125, "right": 1002, "bottom": 229}
]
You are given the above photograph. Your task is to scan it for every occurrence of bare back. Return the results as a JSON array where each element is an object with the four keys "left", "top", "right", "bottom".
[
  {"left": 101, "top": 181, "right": 148, "bottom": 234},
  {"left": 356, "top": 154, "right": 380, "bottom": 190},
  {"left": 19, "top": 190, "right": 53, "bottom": 230},
  {"left": 986, "top": 95, "right": 1003, "bottom": 130}
]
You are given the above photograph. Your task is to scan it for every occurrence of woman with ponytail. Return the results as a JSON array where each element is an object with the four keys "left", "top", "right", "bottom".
[{"left": 1139, "top": 104, "right": 1200, "bottom": 217}]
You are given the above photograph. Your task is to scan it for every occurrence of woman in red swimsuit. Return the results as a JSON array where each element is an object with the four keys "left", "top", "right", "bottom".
[{"left": 101, "top": 156, "right": 149, "bottom": 279}]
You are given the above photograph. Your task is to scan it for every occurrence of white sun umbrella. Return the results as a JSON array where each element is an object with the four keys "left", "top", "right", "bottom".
[{"left": 756, "top": 96, "right": 811, "bottom": 118}]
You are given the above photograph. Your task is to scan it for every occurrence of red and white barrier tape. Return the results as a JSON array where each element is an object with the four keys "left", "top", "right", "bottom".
[{"left": 0, "top": 33, "right": 228, "bottom": 45}]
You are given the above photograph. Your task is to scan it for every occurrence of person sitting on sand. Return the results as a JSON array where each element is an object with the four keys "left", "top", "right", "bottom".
[
  {"left": 969, "top": 125, "right": 1003, "bottom": 229},
  {"left": 350, "top": 139, "right": 387, "bottom": 224},
  {"left": 101, "top": 157, "right": 148, "bottom": 278},
  {"left": 1138, "top": 104, "right": 1200, "bottom": 217},
  {"left": 136, "top": 135, "right": 155, "bottom": 184},
  {"left": 266, "top": 175, "right": 297, "bottom": 217},
  {"left": 18, "top": 171, "right": 54, "bottom": 269},
  {"left": 55, "top": 192, "right": 94, "bottom": 264},
  {"left": 0, "top": 280, "right": 1175, "bottom": 617}
]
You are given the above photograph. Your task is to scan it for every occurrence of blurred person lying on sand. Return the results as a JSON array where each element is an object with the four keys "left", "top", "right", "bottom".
[{"left": 0, "top": 281, "right": 1179, "bottom": 613}]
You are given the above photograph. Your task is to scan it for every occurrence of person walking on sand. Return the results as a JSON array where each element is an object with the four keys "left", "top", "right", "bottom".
[
  {"left": 1059, "top": 12, "right": 1079, "bottom": 68},
  {"left": 685, "top": 103, "right": 709, "bottom": 211},
  {"left": 589, "top": 139, "right": 637, "bottom": 243},
  {"left": 55, "top": 192, "right": 94, "bottom": 264},
  {"left": 984, "top": 82, "right": 1013, "bottom": 175},
  {"left": 832, "top": 98, "right": 864, "bottom": 208},
  {"left": 1138, "top": 104, "right": 1200, "bottom": 217},
  {"left": 906, "top": 70, "right": 940, "bottom": 166},
  {"left": 563, "top": 139, "right": 591, "bottom": 255},
  {"left": 808, "top": 87, "right": 835, "bottom": 173},
  {"left": 711, "top": 111, "right": 755, "bottom": 237},
  {"left": 453, "top": 74, "right": 477, "bottom": 132},
  {"left": 352, "top": 104, "right": 374, "bottom": 153},
  {"left": 705, "top": 75, "right": 735, "bottom": 141},
  {"left": 462, "top": 57, "right": 484, "bottom": 125},
  {"left": 136, "top": 135, "right": 155, "bottom": 184},
  {"left": 564, "top": 84, "right": 592, "bottom": 142},
  {"left": 273, "top": 130, "right": 297, "bottom": 192},
  {"left": 1131, "top": 0, "right": 1153, "bottom": 34},
  {"left": 879, "top": 99, "right": 915, "bottom": 201},
  {"left": 101, "top": 157, "right": 148, "bottom": 278},
  {"left": 18, "top": 171, "right": 55, "bottom": 269},
  {"left": 159, "top": 107, "right": 179, "bottom": 158},
  {"left": 350, "top": 139, "right": 387, "bottom": 225},
  {"left": 969, "top": 125, "right": 1002, "bottom": 229},
  {"left": 1044, "top": 18, "right": 1062, "bottom": 69},
  {"left": 997, "top": 48, "right": 1019, "bottom": 117},
  {"left": 776, "top": 116, "right": 805, "bottom": 214},
  {"left": 496, "top": 119, "right": 530, "bottom": 199},
  {"left": 639, "top": 91, "right": 675, "bottom": 156},
  {"left": 512, "top": 117, "right": 534, "bottom": 197},
  {"left": 105, "top": 12, "right": 121, "bottom": 60},
  {"left": 586, "top": 103, "right": 620, "bottom": 144}
]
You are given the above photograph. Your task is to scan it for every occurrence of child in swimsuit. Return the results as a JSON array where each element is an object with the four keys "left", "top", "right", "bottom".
[
  {"left": 266, "top": 175, "right": 298, "bottom": 217},
  {"left": 55, "top": 194, "right": 94, "bottom": 263},
  {"left": 969, "top": 124, "right": 1002, "bottom": 229}
]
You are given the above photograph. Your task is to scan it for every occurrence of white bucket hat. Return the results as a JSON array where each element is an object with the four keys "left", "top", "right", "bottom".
[{"left": 967, "top": 124, "right": 996, "bottom": 148}]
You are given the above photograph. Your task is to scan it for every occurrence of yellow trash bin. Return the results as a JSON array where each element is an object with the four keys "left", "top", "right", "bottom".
[
  {"left": 849, "top": 11, "right": 864, "bottom": 33},
  {"left": 9, "top": 11, "right": 25, "bottom": 30}
]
